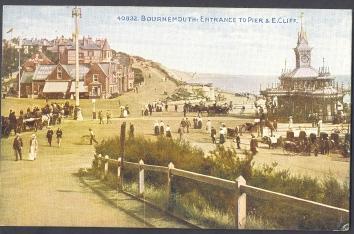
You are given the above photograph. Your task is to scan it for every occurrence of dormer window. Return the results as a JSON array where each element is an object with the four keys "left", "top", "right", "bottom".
[
  {"left": 57, "top": 67, "right": 62, "bottom": 79},
  {"left": 93, "top": 74, "right": 98, "bottom": 82}
]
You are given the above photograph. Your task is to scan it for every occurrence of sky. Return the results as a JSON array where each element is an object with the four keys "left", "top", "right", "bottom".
[{"left": 2, "top": 6, "right": 352, "bottom": 76}]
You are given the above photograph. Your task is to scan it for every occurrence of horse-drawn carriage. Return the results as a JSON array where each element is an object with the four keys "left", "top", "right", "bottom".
[
  {"left": 187, "top": 103, "right": 231, "bottom": 116},
  {"left": 280, "top": 129, "right": 348, "bottom": 156},
  {"left": 281, "top": 130, "right": 318, "bottom": 156},
  {"left": 22, "top": 117, "right": 43, "bottom": 132}
]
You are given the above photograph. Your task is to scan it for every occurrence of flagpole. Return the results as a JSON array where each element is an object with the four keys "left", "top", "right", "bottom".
[
  {"left": 17, "top": 36, "right": 21, "bottom": 99},
  {"left": 72, "top": 6, "right": 83, "bottom": 120}
]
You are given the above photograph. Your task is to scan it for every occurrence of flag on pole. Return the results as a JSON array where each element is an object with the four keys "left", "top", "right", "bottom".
[{"left": 6, "top": 28, "right": 13, "bottom": 33}]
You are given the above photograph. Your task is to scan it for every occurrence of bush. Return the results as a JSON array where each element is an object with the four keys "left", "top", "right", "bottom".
[{"left": 94, "top": 136, "right": 349, "bottom": 230}]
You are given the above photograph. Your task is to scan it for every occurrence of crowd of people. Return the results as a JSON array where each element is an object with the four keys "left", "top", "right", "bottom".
[
  {"left": 2, "top": 102, "right": 74, "bottom": 137},
  {"left": 12, "top": 126, "right": 64, "bottom": 162},
  {"left": 142, "top": 100, "right": 167, "bottom": 116}
]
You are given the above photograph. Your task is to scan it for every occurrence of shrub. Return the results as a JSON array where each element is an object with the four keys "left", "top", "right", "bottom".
[{"left": 94, "top": 136, "right": 349, "bottom": 230}]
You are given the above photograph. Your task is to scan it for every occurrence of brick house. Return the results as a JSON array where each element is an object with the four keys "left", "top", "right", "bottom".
[
  {"left": 18, "top": 36, "right": 134, "bottom": 99},
  {"left": 19, "top": 52, "right": 54, "bottom": 97},
  {"left": 57, "top": 36, "right": 112, "bottom": 65},
  {"left": 43, "top": 63, "right": 90, "bottom": 98}
]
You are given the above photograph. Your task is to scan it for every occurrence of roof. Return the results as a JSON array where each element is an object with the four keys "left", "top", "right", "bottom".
[
  {"left": 43, "top": 81, "right": 69, "bottom": 93},
  {"left": 102, "top": 39, "right": 111, "bottom": 50},
  {"left": 98, "top": 63, "right": 110, "bottom": 76},
  {"left": 32, "top": 64, "right": 57, "bottom": 81},
  {"left": 20, "top": 71, "right": 34, "bottom": 84},
  {"left": 22, "top": 52, "right": 54, "bottom": 70},
  {"left": 285, "top": 67, "right": 319, "bottom": 79},
  {"left": 22, "top": 38, "right": 53, "bottom": 47},
  {"left": 69, "top": 81, "right": 88, "bottom": 93},
  {"left": 61, "top": 64, "right": 90, "bottom": 81}
]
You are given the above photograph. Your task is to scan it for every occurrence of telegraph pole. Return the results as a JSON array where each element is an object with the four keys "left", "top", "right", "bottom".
[
  {"left": 72, "top": 6, "right": 83, "bottom": 120},
  {"left": 16, "top": 37, "right": 21, "bottom": 98}
]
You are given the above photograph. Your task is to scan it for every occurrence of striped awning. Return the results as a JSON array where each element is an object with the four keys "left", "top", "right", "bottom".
[{"left": 43, "top": 81, "right": 69, "bottom": 93}]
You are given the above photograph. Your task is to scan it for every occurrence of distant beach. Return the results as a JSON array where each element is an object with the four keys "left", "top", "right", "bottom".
[{"left": 182, "top": 72, "right": 351, "bottom": 95}]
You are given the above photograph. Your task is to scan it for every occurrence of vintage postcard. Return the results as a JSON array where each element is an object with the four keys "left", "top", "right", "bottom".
[{"left": 0, "top": 5, "right": 351, "bottom": 231}]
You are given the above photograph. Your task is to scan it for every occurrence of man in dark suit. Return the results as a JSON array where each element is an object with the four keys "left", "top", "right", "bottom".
[
  {"left": 13, "top": 133, "right": 23, "bottom": 161},
  {"left": 46, "top": 127, "right": 54, "bottom": 146}
]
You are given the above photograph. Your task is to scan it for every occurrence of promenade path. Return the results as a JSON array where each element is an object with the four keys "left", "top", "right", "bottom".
[{"left": 0, "top": 132, "right": 189, "bottom": 227}]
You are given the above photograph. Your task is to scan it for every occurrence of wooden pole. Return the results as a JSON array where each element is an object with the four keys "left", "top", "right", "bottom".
[
  {"left": 97, "top": 154, "right": 102, "bottom": 177},
  {"left": 235, "top": 176, "right": 247, "bottom": 229},
  {"left": 102, "top": 155, "right": 109, "bottom": 180},
  {"left": 93, "top": 152, "right": 98, "bottom": 169},
  {"left": 120, "top": 122, "right": 126, "bottom": 188},
  {"left": 138, "top": 159, "right": 145, "bottom": 197},
  {"left": 117, "top": 157, "right": 122, "bottom": 191},
  {"left": 167, "top": 162, "right": 175, "bottom": 211}
]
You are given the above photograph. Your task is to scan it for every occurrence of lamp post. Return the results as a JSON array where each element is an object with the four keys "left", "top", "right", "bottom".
[
  {"left": 92, "top": 98, "right": 96, "bottom": 119},
  {"left": 72, "top": 6, "right": 83, "bottom": 120},
  {"left": 16, "top": 37, "right": 22, "bottom": 98}
]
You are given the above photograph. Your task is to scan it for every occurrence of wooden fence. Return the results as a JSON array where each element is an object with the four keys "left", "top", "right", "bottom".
[{"left": 92, "top": 153, "right": 349, "bottom": 229}]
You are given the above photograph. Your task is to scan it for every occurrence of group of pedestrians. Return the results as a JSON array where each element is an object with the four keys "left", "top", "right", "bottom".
[
  {"left": 12, "top": 127, "right": 63, "bottom": 162},
  {"left": 142, "top": 101, "right": 167, "bottom": 116},
  {"left": 98, "top": 110, "right": 112, "bottom": 124},
  {"left": 153, "top": 120, "right": 172, "bottom": 138},
  {"left": 45, "top": 127, "right": 63, "bottom": 147}
]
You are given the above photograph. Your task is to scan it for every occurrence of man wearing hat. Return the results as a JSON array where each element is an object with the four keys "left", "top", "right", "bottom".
[
  {"left": 89, "top": 128, "right": 98, "bottom": 145},
  {"left": 13, "top": 133, "right": 23, "bottom": 161},
  {"left": 46, "top": 127, "right": 54, "bottom": 147}
]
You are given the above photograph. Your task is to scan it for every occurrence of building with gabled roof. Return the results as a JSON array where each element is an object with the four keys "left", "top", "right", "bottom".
[
  {"left": 22, "top": 52, "right": 54, "bottom": 72},
  {"left": 30, "top": 64, "right": 57, "bottom": 97},
  {"left": 55, "top": 36, "right": 112, "bottom": 64}
]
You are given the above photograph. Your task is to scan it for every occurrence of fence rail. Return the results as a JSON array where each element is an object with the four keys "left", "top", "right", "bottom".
[{"left": 93, "top": 153, "right": 349, "bottom": 229}]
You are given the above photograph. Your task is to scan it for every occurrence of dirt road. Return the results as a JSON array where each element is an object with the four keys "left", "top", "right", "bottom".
[{"left": 0, "top": 143, "right": 188, "bottom": 227}]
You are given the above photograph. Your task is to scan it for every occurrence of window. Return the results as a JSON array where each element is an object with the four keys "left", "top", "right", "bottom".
[
  {"left": 93, "top": 74, "right": 98, "bottom": 82},
  {"left": 88, "top": 51, "right": 94, "bottom": 57},
  {"left": 57, "top": 67, "right": 62, "bottom": 79}
]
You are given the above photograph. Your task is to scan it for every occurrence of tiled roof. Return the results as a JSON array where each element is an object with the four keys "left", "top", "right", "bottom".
[
  {"left": 102, "top": 39, "right": 111, "bottom": 50},
  {"left": 32, "top": 64, "right": 56, "bottom": 81},
  {"left": 98, "top": 63, "right": 110, "bottom": 76},
  {"left": 286, "top": 67, "right": 318, "bottom": 79},
  {"left": 22, "top": 52, "right": 54, "bottom": 69},
  {"left": 61, "top": 64, "right": 90, "bottom": 81},
  {"left": 20, "top": 71, "right": 34, "bottom": 84}
]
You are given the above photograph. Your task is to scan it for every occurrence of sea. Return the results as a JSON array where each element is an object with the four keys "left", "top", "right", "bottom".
[{"left": 187, "top": 74, "right": 351, "bottom": 94}]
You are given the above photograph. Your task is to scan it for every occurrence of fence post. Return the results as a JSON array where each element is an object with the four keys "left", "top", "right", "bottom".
[
  {"left": 97, "top": 154, "right": 102, "bottom": 177},
  {"left": 138, "top": 159, "right": 145, "bottom": 197},
  {"left": 235, "top": 176, "right": 247, "bottom": 229},
  {"left": 117, "top": 157, "right": 122, "bottom": 191},
  {"left": 167, "top": 162, "right": 175, "bottom": 211},
  {"left": 93, "top": 152, "right": 98, "bottom": 169},
  {"left": 101, "top": 155, "right": 109, "bottom": 180}
]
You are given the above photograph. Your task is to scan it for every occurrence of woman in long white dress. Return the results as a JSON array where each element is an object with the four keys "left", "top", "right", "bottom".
[{"left": 29, "top": 134, "right": 38, "bottom": 161}]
